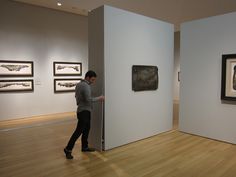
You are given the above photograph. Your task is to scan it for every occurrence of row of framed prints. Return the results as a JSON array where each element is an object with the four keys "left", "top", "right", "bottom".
[
  {"left": 0, "top": 60, "right": 82, "bottom": 77},
  {"left": 52, "top": 62, "right": 82, "bottom": 93},
  {"left": 0, "top": 79, "right": 82, "bottom": 93},
  {"left": 1, "top": 54, "right": 235, "bottom": 97},
  {"left": 0, "top": 60, "right": 82, "bottom": 93},
  {"left": 0, "top": 60, "right": 34, "bottom": 92}
]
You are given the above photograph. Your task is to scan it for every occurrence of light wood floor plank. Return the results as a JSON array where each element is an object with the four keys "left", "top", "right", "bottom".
[{"left": 0, "top": 115, "right": 236, "bottom": 177}]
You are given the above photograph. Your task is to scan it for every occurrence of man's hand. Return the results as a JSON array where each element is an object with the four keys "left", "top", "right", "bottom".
[{"left": 99, "top": 95, "right": 105, "bottom": 101}]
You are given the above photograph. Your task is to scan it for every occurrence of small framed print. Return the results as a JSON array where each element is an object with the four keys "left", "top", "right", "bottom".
[
  {"left": 54, "top": 78, "right": 82, "bottom": 93},
  {"left": 0, "top": 60, "right": 33, "bottom": 77},
  {"left": 53, "top": 62, "right": 82, "bottom": 76},
  {"left": 178, "top": 71, "right": 180, "bottom": 82},
  {"left": 0, "top": 79, "right": 34, "bottom": 92},
  {"left": 221, "top": 54, "right": 236, "bottom": 101}
]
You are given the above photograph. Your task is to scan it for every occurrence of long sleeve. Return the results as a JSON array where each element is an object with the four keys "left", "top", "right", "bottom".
[
  {"left": 83, "top": 84, "right": 100, "bottom": 102},
  {"left": 75, "top": 80, "right": 100, "bottom": 112}
]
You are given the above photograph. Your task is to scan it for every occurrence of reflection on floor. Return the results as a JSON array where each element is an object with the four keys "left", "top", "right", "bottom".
[
  {"left": 173, "top": 100, "right": 179, "bottom": 129},
  {"left": 0, "top": 112, "right": 76, "bottom": 131},
  {"left": 1, "top": 110, "right": 236, "bottom": 177}
]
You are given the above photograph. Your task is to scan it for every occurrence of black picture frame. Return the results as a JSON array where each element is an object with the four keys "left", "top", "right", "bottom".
[
  {"left": 54, "top": 78, "right": 82, "bottom": 93},
  {"left": 0, "top": 60, "right": 34, "bottom": 77},
  {"left": 178, "top": 71, "right": 180, "bottom": 82},
  {"left": 53, "top": 62, "right": 82, "bottom": 76},
  {"left": 221, "top": 54, "right": 236, "bottom": 101},
  {"left": 132, "top": 65, "right": 158, "bottom": 91},
  {"left": 0, "top": 79, "right": 34, "bottom": 92}
]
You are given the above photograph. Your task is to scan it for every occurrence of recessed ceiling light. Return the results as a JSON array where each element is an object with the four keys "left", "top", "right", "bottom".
[{"left": 57, "top": 2, "right": 62, "bottom": 6}]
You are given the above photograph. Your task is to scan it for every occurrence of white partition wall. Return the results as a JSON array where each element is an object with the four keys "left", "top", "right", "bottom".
[
  {"left": 180, "top": 12, "right": 236, "bottom": 144},
  {"left": 89, "top": 6, "right": 174, "bottom": 150},
  {"left": 88, "top": 7, "right": 104, "bottom": 150}
]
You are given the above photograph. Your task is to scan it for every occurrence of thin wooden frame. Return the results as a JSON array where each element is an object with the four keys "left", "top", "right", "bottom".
[
  {"left": 53, "top": 62, "right": 82, "bottom": 76},
  {"left": 221, "top": 54, "right": 236, "bottom": 101},
  {"left": 0, "top": 79, "right": 34, "bottom": 92},
  {"left": 0, "top": 60, "right": 33, "bottom": 77},
  {"left": 54, "top": 78, "right": 82, "bottom": 93}
]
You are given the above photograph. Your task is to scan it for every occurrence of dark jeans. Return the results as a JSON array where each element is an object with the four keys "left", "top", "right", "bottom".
[{"left": 66, "top": 110, "right": 91, "bottom": 151}]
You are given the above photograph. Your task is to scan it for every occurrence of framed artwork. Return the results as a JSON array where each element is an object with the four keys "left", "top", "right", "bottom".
[
  {"left": 132, "top": 65, "right": 158, "bottom": 91},
  {"left": 221, "top": 54, "right": 236, "bottom": 101},
  {"left": 0, "top": 60, "right": 33, "bottom": 77},
  {"left": 178, "top": 71, "right": 180, "bottom": 82},
  {"left": 53, "top": 62, "right": 82, "bottom": 76},
  {"left": 54, "top": 78, "right": 82, "bottom": 93},
  {"left": 0, "top": 79, "right": 34, "bottom": 92}
]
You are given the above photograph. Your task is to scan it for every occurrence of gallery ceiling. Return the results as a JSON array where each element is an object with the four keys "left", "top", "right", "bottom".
[{"left": 13, "top": 0, "right": 236, "bottom": 31}]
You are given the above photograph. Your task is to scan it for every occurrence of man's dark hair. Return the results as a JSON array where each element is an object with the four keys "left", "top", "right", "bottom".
[{"left": 85, "top": 70, "right": 97, "bottom": 78}]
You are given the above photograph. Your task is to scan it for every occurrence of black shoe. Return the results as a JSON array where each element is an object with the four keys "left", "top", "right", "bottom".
[
  {"left": 81, "top": 147, "right": 95, "bottom": 152},
  {"left": 64, "top": 148, "right": 73, "bottom": 159}
]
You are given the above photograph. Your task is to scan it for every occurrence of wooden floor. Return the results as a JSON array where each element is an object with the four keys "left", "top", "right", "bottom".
[{"left": 0, "top": 113, "right": 236, "bottom": 177}]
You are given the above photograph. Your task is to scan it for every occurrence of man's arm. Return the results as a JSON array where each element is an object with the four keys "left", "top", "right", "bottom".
[{"left": 83, "top": 84, "right": 104, "bottom": 102}]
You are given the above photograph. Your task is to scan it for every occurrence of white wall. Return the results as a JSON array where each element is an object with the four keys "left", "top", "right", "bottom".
[
  {"left": 88, "top": 6, "right": 105, "bottom": 151},
  {"left": 0, "top": 0, "right": 88, "bottom": 120},
  {"left": 180, "top": 12, "right": 236, "bottom": 144},
  {"left": 103, "top": 6, "right": 174, "bottom": 150}
]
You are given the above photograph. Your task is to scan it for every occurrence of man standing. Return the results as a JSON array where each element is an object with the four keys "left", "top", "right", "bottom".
[{"left": 64, "top": 70, "right": 104, "bottom": 159}]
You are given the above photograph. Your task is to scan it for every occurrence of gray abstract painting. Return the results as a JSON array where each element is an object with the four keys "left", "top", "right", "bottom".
[{"left": 132, "top": 65, "right": 158, "bottom": 91}]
